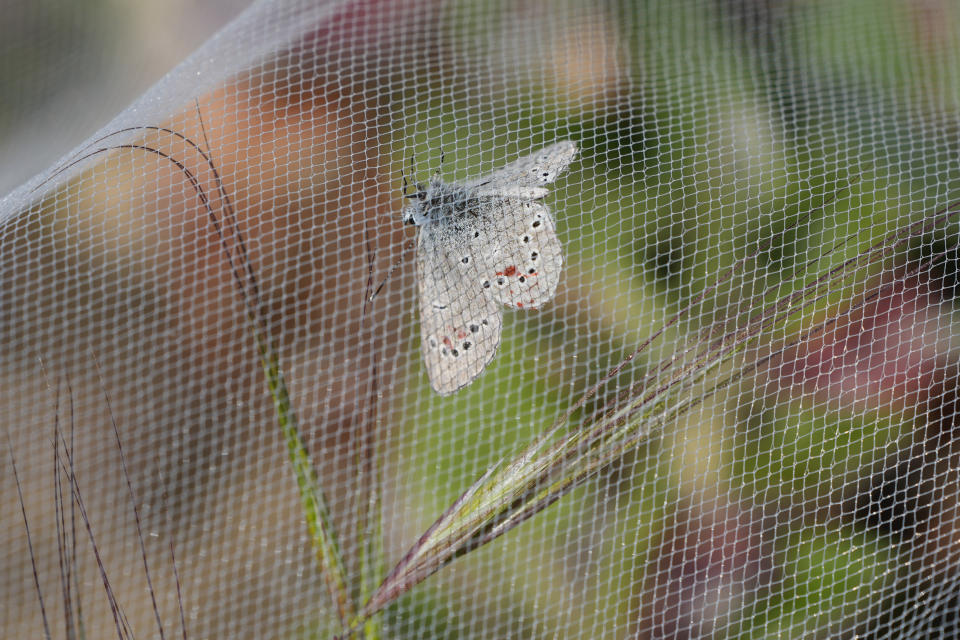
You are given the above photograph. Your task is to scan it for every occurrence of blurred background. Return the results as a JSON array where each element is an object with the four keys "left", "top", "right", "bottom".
[{"left": 3, "top": 1, "right": 960, "bottom": 639}]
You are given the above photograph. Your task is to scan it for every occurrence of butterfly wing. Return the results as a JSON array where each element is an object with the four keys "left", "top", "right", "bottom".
[
  {"left": 416, "top": 227, "right": 503, "bottom": 395},
  {"left": 411, "top": 141, "right": 575, "bottom": 394},
  {"left": 464, "top": 140, "right": 577, "bottom": 198},
  {"left": 471, "top": 200, "right": 564, "bottom": 309}
]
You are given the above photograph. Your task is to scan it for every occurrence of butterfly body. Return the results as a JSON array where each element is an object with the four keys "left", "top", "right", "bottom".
[{"left": 403, "top": 141, "right": 577, "bottom": 395}]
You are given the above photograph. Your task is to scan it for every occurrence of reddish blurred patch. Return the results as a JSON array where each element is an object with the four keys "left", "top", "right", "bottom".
[{"left": 769, "top": 272, "right": 952, "bottom": 414}]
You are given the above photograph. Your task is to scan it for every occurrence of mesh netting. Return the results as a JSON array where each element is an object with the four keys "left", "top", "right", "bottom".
[{"left": 4, "top": 0, "right": 960, "bottom": 637}]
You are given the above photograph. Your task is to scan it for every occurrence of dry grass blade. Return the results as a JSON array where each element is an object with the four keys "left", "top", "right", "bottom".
[{"left": 31, "top": 108, "right": 357, "bottom": 631}]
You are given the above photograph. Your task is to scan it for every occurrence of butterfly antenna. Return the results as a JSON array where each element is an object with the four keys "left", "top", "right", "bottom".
[{"left": 432, "top": 149, "right": 445, "bottom": 181}]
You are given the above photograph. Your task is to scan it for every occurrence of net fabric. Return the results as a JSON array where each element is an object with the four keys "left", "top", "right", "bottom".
[{"left": 2, "top": 0, "right": 960, "bottom": 638}]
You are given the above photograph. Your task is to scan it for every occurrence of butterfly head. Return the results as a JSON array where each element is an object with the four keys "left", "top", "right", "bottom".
[{"left": 401, "top": 180, "right": 430, "bottom": 225}]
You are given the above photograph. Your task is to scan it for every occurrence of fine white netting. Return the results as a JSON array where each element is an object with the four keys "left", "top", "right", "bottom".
[{"left": 4, "top": 1, "right": 960, "bottom": 638}]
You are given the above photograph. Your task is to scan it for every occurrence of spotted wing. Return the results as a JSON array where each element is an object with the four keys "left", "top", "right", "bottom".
[
  {"left": 464, "top": 140, "right": 577, "bottom": 198},
  {"left": 416, "top": 228, "right": 503, "bottom": 395},
  {"left": 470, "top": 200, "right": 564, "bottom": 309}
]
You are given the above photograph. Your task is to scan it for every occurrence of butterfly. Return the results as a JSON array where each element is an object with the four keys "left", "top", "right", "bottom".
[{"left": 401, "top": 140, "right": 577, "bottom": 395}]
